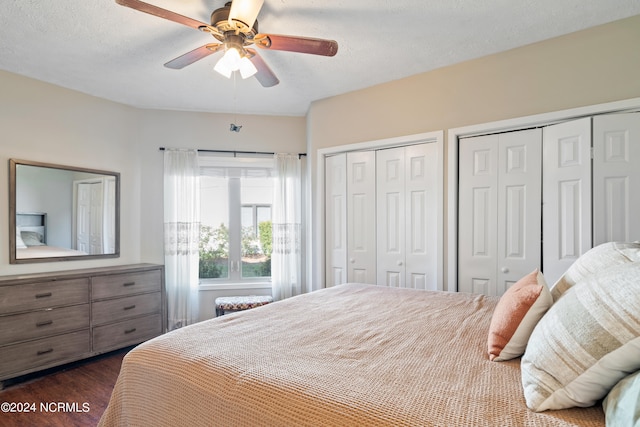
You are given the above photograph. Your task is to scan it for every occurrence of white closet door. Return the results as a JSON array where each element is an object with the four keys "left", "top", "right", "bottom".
[
  {"left": 458, "top": 129, "right": 541, "bottom": 296},
  {"left": 495, "top": 129, "right": 542, "bottom": 295},
  {"left": 404, "top": 143, "right": 438, "bottom": 290},
  {"left": 542, "top": 118, "right": 592, "bottom": 285},
  {"left": 458, "top": 134, "right": 499, "bottom": 295},
  {"left": 593, "top": 112, "right": 640, "bottom": 244},
  {"left": 376, "top": 147, "right": 406, "bottom": 287},
  {"left": 76, "top": 183, "right": 92, "bottom": 252},
  {"left": 104, "top": 177, "right": 117, "bottom": 253},
  {"left": 376, "top": 144, "right": 438, "bottom": 289},
  {"left": 325, "top": 154, "right": 347, "bottom": 287},
  {"left": 89, "top": 182, "right": 104, "bottom": 255},
  {"left": 347, "top": 151, "right": 377, "bottom": 284}
]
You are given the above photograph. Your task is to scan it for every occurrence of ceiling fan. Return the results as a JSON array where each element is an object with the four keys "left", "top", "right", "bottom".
[{"left": 115, "top": 0, "right": 339, "bottom": 87}]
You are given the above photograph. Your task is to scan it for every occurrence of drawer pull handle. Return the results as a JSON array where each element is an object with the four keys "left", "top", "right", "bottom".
[
  {"left": 37, "top": 348, "right": 54, "bottom": 356},
  {"left": 36, "top": 320, "right": 53, "bottom": 327},
  {"left": 123, "top": 305, "right": 136, "bottom": 310},
  {"left": 35, "top": 292, "right": 53, "bottom": 299},
  {"left": 123, "top": 282, "right": 136, "bottom": 287},
  {"left": 124, "top": 328, "right": 137, "bottom": 334}
]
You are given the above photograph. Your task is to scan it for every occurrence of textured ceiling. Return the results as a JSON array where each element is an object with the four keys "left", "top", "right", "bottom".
[{"left": 1, "top": 0, "right": 639, "bottom": 116}]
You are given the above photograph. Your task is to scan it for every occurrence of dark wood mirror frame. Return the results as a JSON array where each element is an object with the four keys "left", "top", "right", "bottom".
[{"left": 9, "top": 159, "right": 121, "bottom": 264}]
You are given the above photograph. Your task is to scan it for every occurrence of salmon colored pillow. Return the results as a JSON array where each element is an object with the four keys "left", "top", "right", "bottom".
[{"left": 488, "top": 269, "right": 552, "bottom": 362}]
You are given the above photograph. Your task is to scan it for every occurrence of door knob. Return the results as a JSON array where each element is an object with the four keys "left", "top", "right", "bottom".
[
  {"left": 350, "top": 258, "right": 355, "bottom": 264},
  {"left": 397, "top": 261, "right": 403, "bottom": 266},
  {"left": 501, "top": 267, "right": 509, "bottom": 273}
]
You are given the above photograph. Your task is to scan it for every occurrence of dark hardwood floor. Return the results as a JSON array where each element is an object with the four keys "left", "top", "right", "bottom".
[{"left": 0, "top": 348, "right": 129, "bottom": 427}]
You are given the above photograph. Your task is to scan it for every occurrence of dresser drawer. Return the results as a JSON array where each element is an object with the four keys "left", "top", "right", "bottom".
[
  {"left": 0, "top": 330, "right": 90, "bottom": 378},
  {"left": 92, "top": 314, "right": 162, "bottom": 352},
  {"left": 92, "top": 270, "right": 161, "bottom": 300},
  {"left": 0, "top": 279, "right": 89, "bottom": 315},
  {"left": 92, "top": 292, "right": 162, "bottom": 326},
  {"left": 0, "top": 304, "right": 89, "bottom": 345}
]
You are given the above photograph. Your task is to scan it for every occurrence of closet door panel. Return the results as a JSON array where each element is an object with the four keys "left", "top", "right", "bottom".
[
  {"left": 542, "top": 118, "right": 592, "bottom": 285},
  {"left": 376, "top": 144, "right": 438, "bottom": 289},
  {"left": 496, "top": 129, "right": 541, "bottom": 295},
  {"left": 593, "top": 112, "right": 640, "bottom": 244},
  {"left": 324, "top": 154, "right": 347, "bottom": 287},
  {"left": 405, "top": 143, "right": 438, "bottom": 290},
  {"left": 347, "top": 151, "right": 376, "bottom": 284},
  {"left": 376, "top": 147, "right": 406, "bottom": 287},
  {"left": 458, "top": 135, "right": 499, "bottom": 295}
]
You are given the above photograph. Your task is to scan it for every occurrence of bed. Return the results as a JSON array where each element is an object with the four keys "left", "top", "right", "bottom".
[
  {"left": 15, "top": 212, "right": 87, "bottom": 258},
  {"left": 100, "top": 242, "right": 640, "bottom": 426}
]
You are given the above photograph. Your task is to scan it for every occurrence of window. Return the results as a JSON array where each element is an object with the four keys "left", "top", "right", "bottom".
[{"left": 199, "top": 155, "right": 274, "bottom": 284}]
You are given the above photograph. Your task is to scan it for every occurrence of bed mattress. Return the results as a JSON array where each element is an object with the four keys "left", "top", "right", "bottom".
[{"left": 99, "top": 283, "right": 604, "bottom": 426}]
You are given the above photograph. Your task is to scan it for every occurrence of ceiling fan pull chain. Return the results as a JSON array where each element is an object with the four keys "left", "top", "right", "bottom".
[{"left": 230, "top": 72, "right": 242, "bottom": 132}]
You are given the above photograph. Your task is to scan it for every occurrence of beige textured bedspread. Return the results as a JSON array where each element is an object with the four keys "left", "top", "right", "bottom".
[{"left": 98, "top": 283, "right": 604, "bottom": 426}]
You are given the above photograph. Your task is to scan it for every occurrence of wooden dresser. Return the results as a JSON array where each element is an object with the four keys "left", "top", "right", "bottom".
[{"left": 0, "top": 264, "right": 164, "bottom": 387}]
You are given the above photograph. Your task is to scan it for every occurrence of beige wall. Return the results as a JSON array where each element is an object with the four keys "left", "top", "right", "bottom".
[
  {"left": 0, "top": 70, "right": 305, "bottom": 278},
  {"left": 307, "top": 14, "right": 640, "bottom": 149},
  {"left": 0, "top": 71, "right": 140, "bottom": 276},
  {"left": 306, "top": 14, "right": 640, "bottom": 289}
]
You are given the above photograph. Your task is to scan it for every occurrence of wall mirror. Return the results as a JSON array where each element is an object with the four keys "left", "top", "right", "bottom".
[{"left": 9, "top": 159, "right": 120, "bottom": 264}]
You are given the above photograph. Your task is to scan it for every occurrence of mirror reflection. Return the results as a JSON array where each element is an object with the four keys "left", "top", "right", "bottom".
[{"left": 10, "top": 159, "right": 120, "bottom": 264}]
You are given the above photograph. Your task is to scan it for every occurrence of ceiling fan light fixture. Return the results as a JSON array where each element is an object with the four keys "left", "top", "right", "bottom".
[
  {"left": 214, "top": 46, "right": 257, "bottom": 79},
  {"left": 239, "top": 56, "right": 257, "bottom": 79},
  {"left": 228, "top": 0, "right": 264, "bottom": 31},
  {"left": 214, "top": 47, "right": 240, "bottom": 77}
]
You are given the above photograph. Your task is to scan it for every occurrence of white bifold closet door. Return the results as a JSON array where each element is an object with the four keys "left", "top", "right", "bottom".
[
  {"left": 542, "top": 112, "right": 640, "bottom": 284},
  {"left": 346, "top": 151, "right": 377, "bottom": 284},
  {"left": 323, "top": 151, "right": 378, "bottom": 286},
  {"left": 458, "top": 128, "right": 542, "bottom": 296},
  {"left": 542, "top": 118, "right": 592, "bottom": 285},
  {"left": 592, "top": 112, "right": 640, "bottom": 245},
  {"left": 376, "top": 144, "right": 438, "bottom": 289},
  {"left": 324, "top": 154, "right": 348, "bottom": 287},
  {"left": 325, "top": 143, "right": 439, "bottom": 289}
]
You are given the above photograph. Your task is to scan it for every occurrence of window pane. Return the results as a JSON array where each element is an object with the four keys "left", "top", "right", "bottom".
[
  {"left": 241, "top": 206, "right": 254, "bottom": 234},
  {"left": 257, "top": 206, "right": 271, "bottom": 225},
  {"left": 200, "top": 176, "right": 229, "bottom": 279},
  {"left": 241, "top": 178, "right": 273, "bottom": 278}
]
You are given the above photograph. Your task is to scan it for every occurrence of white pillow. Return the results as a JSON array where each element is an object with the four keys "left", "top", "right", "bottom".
[
  {"left": 603, "top": 370, "right": 640, "bottom": 426},
  {"left": 15, "top": 226, "right": 27, "bottom": 249},
  {"left": 550, "top": 241, "right": 640, "bottom": 301},
  {"left": 522, "top": 262, "right": 640, "bottom": 412}
]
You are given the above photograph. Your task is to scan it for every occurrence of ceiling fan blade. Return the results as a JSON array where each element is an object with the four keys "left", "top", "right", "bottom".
[
  {"left": 164, "top": 44, "right": 223, "bottom": 69},
  {"left": 246, "top": 49, "right": 279, "bottom": 87},
  {"left": 254, "top": 34, "right": 338, "bottom": 57},
  {"left": 115, "top": 0, "right": 210, "bottom": 30}
]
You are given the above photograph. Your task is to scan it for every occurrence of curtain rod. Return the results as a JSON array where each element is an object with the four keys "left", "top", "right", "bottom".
[{"left": 159, "top": 147, "right": 307, "bottom": 158}]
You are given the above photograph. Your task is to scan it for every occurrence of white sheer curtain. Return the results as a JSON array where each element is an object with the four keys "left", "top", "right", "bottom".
[
  {"left": 272, "top": 153, "right": 302, "bottom": 300},
  {"left": 163, "top": 148, "right": 200, "bottom": 330}
]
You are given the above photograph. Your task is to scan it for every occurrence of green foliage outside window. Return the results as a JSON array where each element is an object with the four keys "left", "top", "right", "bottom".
[{"left": 199, "top": 221, "right": 272, "bottom": 279}]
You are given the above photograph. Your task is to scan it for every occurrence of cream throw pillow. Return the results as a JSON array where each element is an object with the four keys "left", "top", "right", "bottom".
[
  {"left": 603, "top": 370, "right": 640, "bottom": 426},
  {"left": 522, "top": 262, "right": 640, "bottom": 412},
  {"left": 550, "top": 241, "right": 640, "bottom": 301},
  {"left": 487, "top": 269, "right": 552, "bottom": 362}
]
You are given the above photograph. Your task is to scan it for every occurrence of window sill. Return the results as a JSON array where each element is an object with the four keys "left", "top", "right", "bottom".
[{"left": 199, "top": 282, "right": 272, "bottom": 291}]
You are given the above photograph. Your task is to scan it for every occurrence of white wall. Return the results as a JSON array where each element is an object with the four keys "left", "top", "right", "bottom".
[
  {"left": 133, "top": 109, "right": 305, "bottom": 319},
  {"left": 0, "top": 70, "right": 140, "bottom": 276},
  {"left": 0, "top": 69, "right": 306, "bottom": 300}
]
